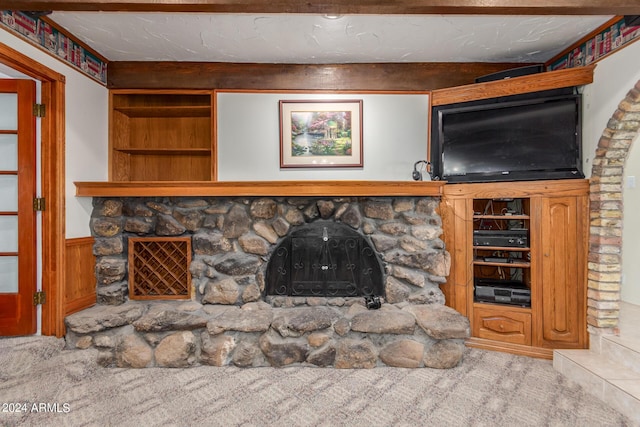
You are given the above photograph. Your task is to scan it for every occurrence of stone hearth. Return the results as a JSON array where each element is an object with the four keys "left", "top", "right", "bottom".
[{"left": 65, "top": 196, "right": 470, "bottom": 368}]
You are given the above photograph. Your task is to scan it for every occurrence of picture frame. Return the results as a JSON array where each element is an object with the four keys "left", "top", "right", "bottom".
[{"left": 279, "top": 99, "right": 363, "bottom": 168}]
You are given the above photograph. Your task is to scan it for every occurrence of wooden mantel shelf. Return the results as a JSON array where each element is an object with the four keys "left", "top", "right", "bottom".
[{"left": 75, "top": 180, "right": 446, "bottom": 197}]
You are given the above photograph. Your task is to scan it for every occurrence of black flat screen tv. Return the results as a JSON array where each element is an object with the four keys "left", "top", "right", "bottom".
[{"left": 430, "top": 89, "right": 584, "bottom": 183}]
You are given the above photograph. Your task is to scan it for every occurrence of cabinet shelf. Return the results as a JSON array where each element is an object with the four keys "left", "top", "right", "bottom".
[
  {"left": 473, "top": 259, "right": 530, "bottom": 268},
  {"left": 114, "top": 105, "right": 211, "bottom": 118},
  {"left": 473, "top": 245, "right": 529, "bottom": 252},
  {"left": 473, "top": 301, "right": 531, "bottom": 311},
  {"left": 473, "top": 214, "right": 529, "bottom": 220},
  {"left": 114, "top": 148, "right": 211, "bottom": 155}
]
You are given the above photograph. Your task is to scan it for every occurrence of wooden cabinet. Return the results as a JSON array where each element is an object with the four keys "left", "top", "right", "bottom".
[
  {"left": 110, "top": 90, "right": 214, "bottom": 181},
  {"left": 441, "top": 180, "right": 589, "bottom": 358}
]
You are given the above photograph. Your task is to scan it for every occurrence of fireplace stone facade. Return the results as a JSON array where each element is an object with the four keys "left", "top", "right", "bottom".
[{"left": 64, "top": 196, "right": 470, "bottom": 368}]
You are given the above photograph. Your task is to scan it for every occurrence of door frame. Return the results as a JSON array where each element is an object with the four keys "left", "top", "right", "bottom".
[{"left": 0, "top": 42, "right": 66, "bottom": 337}]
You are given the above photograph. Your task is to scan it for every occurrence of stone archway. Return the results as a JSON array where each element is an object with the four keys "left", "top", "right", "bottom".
[{"left": 588, "top": 80, "right": 640, "bottom": 336}]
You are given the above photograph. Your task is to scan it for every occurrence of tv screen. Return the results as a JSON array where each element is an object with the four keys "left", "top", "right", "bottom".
[{"left": 430, "top": 91, "right": 584, "bottom": 183}]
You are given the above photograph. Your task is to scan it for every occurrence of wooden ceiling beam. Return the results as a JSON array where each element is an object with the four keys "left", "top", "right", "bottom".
[{"left": 3, "top": 0, "right": 639, "bottom": 15}]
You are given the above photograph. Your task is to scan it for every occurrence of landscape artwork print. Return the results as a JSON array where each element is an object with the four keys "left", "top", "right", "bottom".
[{"left": 279, "top": 100, "right": 363, "bottom": 168}]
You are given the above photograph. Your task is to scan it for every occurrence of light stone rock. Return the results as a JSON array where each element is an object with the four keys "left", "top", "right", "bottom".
[
  {"left": 253, "top": 221, "right": 279, "bottom": 244},
  {"left": 206, "top": 306, "right": 273, "bottom": 334},
  {"left": 232, "top": 341, "right": 259, "bottom": 367},
  {"left": 307, "top": 343, "right": 337, "bottom": 367},
  {"left": 392, "top": 266, "right": 426, "bottom": 288},
  {"left": 335, "top": 339, "right": 377, "bottom": 369},
  {"left": 116, "top": 334, "right": 153, "bottom": 368},
  {"left": 242, "top": 282, "right": 262, "bottom": 303},
  {"left": 363, "top": 200, "right": 395, "bottom": 220},
  {"left": 132, "top": 307, "right": 208, "bottom": 332},
  {"left": 307, "top": 332, "right": 331, "bottom": 347},
  {"left": 271, "top": 306, "right": 338, "bottom": 338},
  {"left": 223, "top": 204, "right": 251, "bottom": 238},
  {"left": 238, "top": 234, "right": 270, "bottom": 255},
  {"left": 385, "top": 276, "right": 411, "bottom": 304},
  {"left": 379, "top": 339, "right": 424, "bottom": 368},
  {"left": 75, "top": 336, "right": 93, "bottom": 349},
  {"left": 423, "top": 340, "right": 464, "bottom": 369},
  {"left": 65, "top": 304, "right": 146, "bottom": 334},
  {"left": 404, "top": 304, "right": 470, "bottom": 339},
  {"left": 411, "top": 224, "right": 441, "bottom": 241},
  {"left": 350, "top": 310, "right": 415, "bottom": 334},
  {"left": 155, "top": 331, "right": 197, "bottom": 368},
  {"left": 202, "top": 278, "right": 240, "bottom": 305},
  {"left": 200, "top": 332, "right": 235, "bottom": 366},
  {"left": 192, "top": 230, "right": 232, "bottom": 255}
]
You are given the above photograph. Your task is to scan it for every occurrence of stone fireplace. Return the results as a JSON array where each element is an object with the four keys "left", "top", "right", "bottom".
[{"left": 65, "top": 195, "right": 470, "bottom": 368}]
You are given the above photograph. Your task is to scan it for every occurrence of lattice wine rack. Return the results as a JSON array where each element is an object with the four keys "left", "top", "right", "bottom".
[{"left": 128, "top": 237, "right": 192, "bottom": 300}]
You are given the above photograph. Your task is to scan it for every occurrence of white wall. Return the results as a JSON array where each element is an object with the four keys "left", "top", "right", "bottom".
[
  {"left": 0, "top": 30, "right": 109, "bottom": 239},
  {"left": 581, "top": 40, "right": 640, "bottom": 305},
  {"left": 217, "top": 92, "right": 429, "bottom": 181}
]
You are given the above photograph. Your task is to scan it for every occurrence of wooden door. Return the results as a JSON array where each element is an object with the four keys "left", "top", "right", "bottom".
[
  {"left": 538, "top": 195, "right": 587, "bottom": 348},
  {"left": 0, "top": 79, "right": 37, "bottom": 336}
]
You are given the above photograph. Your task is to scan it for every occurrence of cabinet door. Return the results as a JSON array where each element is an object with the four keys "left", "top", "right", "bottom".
[{"left": 539, "top": 195, "right": 587, "bottom": 348}]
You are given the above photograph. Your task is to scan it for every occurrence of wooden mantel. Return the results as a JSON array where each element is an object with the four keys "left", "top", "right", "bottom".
[{"left": 74, "top": 180, "right": 446, "bottom": 197}]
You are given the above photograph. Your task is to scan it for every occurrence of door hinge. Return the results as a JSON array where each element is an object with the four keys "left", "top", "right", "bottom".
[
  {"left": 33, "top": 291, "right": 46, "bottom": 306},
  {"left": 33, "top": 197, "right": 45, "bottom": 211},
  {"left": 33, "top": 103, "right": 46, "bottom": 118}
]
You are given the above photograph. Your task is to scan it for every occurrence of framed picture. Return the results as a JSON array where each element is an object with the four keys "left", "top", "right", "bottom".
[{"left": 279, "top": 99, "right": 363, "bottom": 168}]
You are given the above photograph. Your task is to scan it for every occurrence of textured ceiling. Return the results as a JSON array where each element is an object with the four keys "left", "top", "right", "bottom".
[{"left": 48, "top": 13, "right": 612, "bottom": 63}]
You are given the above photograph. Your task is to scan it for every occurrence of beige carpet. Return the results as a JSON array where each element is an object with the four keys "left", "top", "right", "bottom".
[{"left": 0, "top": 336, "right": 631, "bottom": 427}]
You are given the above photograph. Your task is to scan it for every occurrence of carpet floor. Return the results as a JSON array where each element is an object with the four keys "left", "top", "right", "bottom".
[{"left": 0, "top": 336, "right": 632, "bottom": 427}]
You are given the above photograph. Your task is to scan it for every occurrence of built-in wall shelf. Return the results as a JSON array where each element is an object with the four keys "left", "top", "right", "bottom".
[{"left": 74, "top": 180, "right": 446, "bottom": 198}]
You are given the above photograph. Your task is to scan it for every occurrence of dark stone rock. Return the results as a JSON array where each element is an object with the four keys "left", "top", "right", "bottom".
[
  {"left": 223, "top": 204, "right": 251, "bottom": 238},
  {"left": 124, "top": 217, "right": 154, "bottom": 234},
  {"left": 350, "top": 309, "right": 415, "bottom": 334},
  {"left": 204, "top": 199, "right": 233, "bottom": 214},
  {"left": 155, "top": 331, "right": 197, "bottom": 368},
  {"left": 259, "top": 331, "right": 309, "bottom": 367},
  {"left": 133, "top": 307, "right": 208, "bottom": 332},
  {"left": 335, "top": 339, "right": 377, "bottom": 369},
  {"left": 250, "top": 198, "right": 277, "bottom": 219},
  {"left": 232, "top": 341, "right": 259, "bottom": 367},
  {"left": 145, "top": 201, "right": 172, "bottom": 215},
  {"left": 363, "top": 200, "right": 394, "bottom": 220},
  {"left": 307, "top": 343, "right": 337, "bottom": 367},
  {"left": 123, "top": 201, "right": 154, "bottom": 217},
  {"left": 65, "top": 303, "right": 146, "bottom": 334},
  {"left": 284, "top": 207, "right": 305, "bottom": 226},
  {"left": 379, "top": 339, "right": 424, "bottom": 368},
  {"left": 94, "top": 199, "right": 123, "bottom": 217},
  {"left": 303, "top": 203, "right": 320, "bottom": 221},
  {"left": 370, "top": 234, "right": 397, "bottom": 252},
  {"left": 91, "top": 217, "right": 122, "bottom": 237},
  {"left": 214, "top": 253, "right": 262, "bottom": 276},
  {"left": 404, "top": 304, "right": 470, "bottom": 339},
  {"left": 317, "top": 200, "right": 335, "bottom": 219},
  {"left": 93, "top": 237, "right": 124, "bottom": 256},
  {"left": 423, "top": 340, "right": 464, "bottom": 369},
  {"left": 200, "top": 332, "right": 235, "bottom": 366},
  {"left": 206, "top": 305, "right": 273, "bottom": 333},
  {"left": 175, "top": 198, "right": 208, "bottom": 208},
  {"left": 155, "top": 213, "right": 187, "bottom": 236},
  {"left": 173, "top": 207, "right": 205, "bottom": 231},
  {"left": 339, "top": 204, "right": 362, "bottom": 229},
  {"left": 271, "top": 307, "right": 339, "bottom": 337},
  {"left": 192, "top": 230, "right": 232, "bottom": 255},
  {"left": 96, "top": 281, "right": 127, "bottom": 305}
]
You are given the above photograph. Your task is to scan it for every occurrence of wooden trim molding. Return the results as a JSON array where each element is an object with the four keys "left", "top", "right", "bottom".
[
  {"left": 0, "top": 41, "right": 66, "bottom": 337},
  {"left": 65, "top": 237, "right": 96, "bottom": 316},
  {"left": 106, "top": 62, "right": 526, "bottom": 91},
  {"left": 431, "top": 65, "right": 595, "bottom": 106},
  {"left": 3, "top": 0, "right": 637, "bottom": 15},
  {"left": 74, "top": 180, "right": 446, "bottom": 198}
]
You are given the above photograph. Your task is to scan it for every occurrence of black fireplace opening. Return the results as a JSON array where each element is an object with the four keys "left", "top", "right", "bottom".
[{"left": 265, "top": 221, "right": 385, "bottom": 298}]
